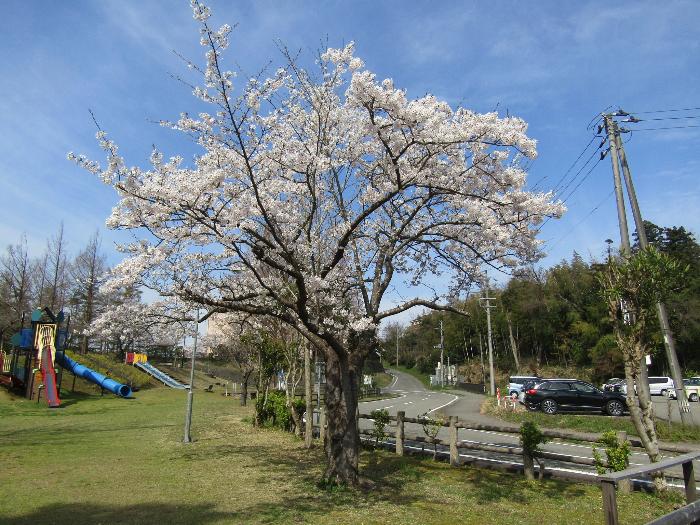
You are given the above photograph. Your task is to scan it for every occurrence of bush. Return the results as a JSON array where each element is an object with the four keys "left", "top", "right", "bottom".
[
  {"left": 255, "top": 390, "right": 303, "bottom": 432},
  {"left": 520, "top": 421, "right": 548, "bottom": 456},
  {"left": 593, "top": 430, "right": 630, "bottom": 474},
  {"left": 370, "top": 409, "right": 390, "bottom": 448}
]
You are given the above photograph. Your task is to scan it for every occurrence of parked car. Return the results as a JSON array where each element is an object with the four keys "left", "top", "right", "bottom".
[
  {"left": 508, "top": 376, "right": 540, "bottom": 397},
  {"left": 523, "top": 379, "right": 627, "bottom": 416},
  {"left": 602, "top": 378, "right": 626, "bottom": 393},
  {"left": 648, "top": 376, "right": 675, "bottom": 396},
  {"left": 666, "top": 378, "right": 700, "bottom": 402},
  {"left": 518, "top": 378, "right": 540, "bottom": 405}
]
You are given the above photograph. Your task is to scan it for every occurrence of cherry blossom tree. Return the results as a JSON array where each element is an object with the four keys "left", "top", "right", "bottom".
[
  {"left": 71, "top": 0, "right": 563, "bottom": 485},
  {"left": 87, "top": 294, "right": 188, "bottom": 357}
]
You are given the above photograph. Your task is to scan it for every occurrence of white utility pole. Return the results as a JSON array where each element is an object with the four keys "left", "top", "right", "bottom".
[
  {"left": 439, "top": 320, "right": 445, "bottom": 387},
  {"left": 480, "top": 285, "right": 497, "bottom": 396},
  {"left": 183, "top": 309, "right": 199, "bottom": 443},
  {"left": 395, "top": 326, "right": 400, "bottom": 368}
]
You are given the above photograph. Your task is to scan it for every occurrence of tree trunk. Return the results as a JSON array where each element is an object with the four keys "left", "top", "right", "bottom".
[
  {"left": 506, "top": 313, "right": 520, "bottom": 373},
  {"left": 240, "top": 370, "right": 251, "bottom": 406},
  {"left": 322, "top": 351, "right": 362, "bottom": 486},
  {"left": 305, "top": 343, "right": 313, "bottom": 448},
  {"left": 623, "top": 351, "right": 666, "bottom": 490}
]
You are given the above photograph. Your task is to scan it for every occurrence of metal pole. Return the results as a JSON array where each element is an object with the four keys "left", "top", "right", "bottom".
[
  {"left": 480, "top": 282, "right": 496, "bottom": 396},
  {"left": 486, "top": 295, "right": 495, "bottom": 396},
  {"left": 183, "top": 309, "right": 199, "bottom": 443},
  {"left": 440, "top": 320, "right": 444, "bottom": 387},
  {"left": 614, "top": 127, "right": 693, "bottom": 424},
  {"left": 395, "top": 327, "right": 399, "bottom": 368}
]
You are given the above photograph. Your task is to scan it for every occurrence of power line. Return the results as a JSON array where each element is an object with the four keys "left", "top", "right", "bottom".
[
  {"left": 624, "top": 124, "right": 700, "bottom": 132},
  {"left": 642, "top": 115, "right": 700, "bottom": 122},
  {"left": 536, "top": 151, "right": 602, "bottom": 233},
  {"left": 550, "top": 134, "right": 600, "bottom": 195},
  {"left": 559, "top": 156, "right": 604, "bottom": 205},
  {"left": 545, "top": 189, "right": 614, "bottom": 250},
  {"left": 555, "top": 146, "right": 601, "bottom": 200},
  {"left": 628, "top": 106, "right": 700, "bottom": 115}
]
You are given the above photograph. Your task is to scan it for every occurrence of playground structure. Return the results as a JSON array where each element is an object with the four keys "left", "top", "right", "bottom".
[
  {"left": 126, "top": 352, "right": 188, "bottom": 389},
  {"left": 0, "top": 307, "right": 132, "bottom": 406}
]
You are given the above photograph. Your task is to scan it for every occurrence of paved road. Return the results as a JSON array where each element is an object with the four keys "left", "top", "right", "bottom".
[
  {"left": 651, "top": 395, "right": 700, "bottom": 425},
  {"left": 359, "top": 369, "right": 699, "bottom": 486}
]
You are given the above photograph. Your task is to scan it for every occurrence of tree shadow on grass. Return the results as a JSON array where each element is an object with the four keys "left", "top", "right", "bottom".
[
  {"left": 3, "top": 502, "right": 230, "bottom": 525},
  {"left": 466, "top": 468, "right": 587, "bottom": 505}
]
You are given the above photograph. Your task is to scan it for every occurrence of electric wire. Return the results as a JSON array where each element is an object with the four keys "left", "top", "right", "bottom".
[
  {"left": 555, "top": 146, "right": 601, "bottom": 200},
  {"left": 644, "top": 115, "right": 700, "bottom": 121},
  {"left": 627, "top": 106, "right": 700, "bottom": 115},
  {"left": 550, "top": 134, "right": 600, "bottom": 196},
  {"left": 546, "top": 189, "right": 615, "bottom": 250},
  {"left": 624, "top": 124, "right": 700, "bottom": 132},
  {"left": 559, "top": 156, "right": 604, "bottom": 205}
]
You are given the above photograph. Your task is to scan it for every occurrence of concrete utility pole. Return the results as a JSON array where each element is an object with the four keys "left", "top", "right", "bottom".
[
  {"left": 605, "top": 115, "right": 652, "bottom": 408},
  {"left": 436, "top": 320, "right": 445, "bottom": 387},
  {"left": 395, "top": 326, "right": 400, "bottom": 368},
  {"left": 183, "top": 310, "right": 199, "bottom": 443},
  {"left": 478, "top": 332, "right": 485, "bottom": 387},
  {"left": 604, "top": 116, "right": 632, "bottom": 256},
  {"left": 611, "top": 122, "right": 693, "bottom": 424},
  {"left": 480, "top": 285, "right": 497, "bottom": 396}
]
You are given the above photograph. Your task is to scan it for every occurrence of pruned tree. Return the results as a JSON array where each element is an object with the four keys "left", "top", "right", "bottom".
[
  {"left": 599, "top": 246, "right": 687, "bottom": 490},
  {"left": 71, "top": 0, "right": 562, "bottom": 485}
]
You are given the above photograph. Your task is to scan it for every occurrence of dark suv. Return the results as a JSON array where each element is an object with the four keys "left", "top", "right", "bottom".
[{"left": 524, "top": 379, "right": 627, "bottom": 416}]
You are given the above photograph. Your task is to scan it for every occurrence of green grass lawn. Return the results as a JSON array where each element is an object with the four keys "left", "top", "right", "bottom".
[
  {"left": 372, "top": 372, "right": 395, "bottom": 389},
  {"left": 393, "top": 365, "right": 431, "bottom": 388},
  {"left": 482, "top": 397, "right": 700, "bottom": 443},
  {"left": 0, "top": 386, "right": 681, "bottom": 524},
  {"left": 63, "top": 350, "right": 159, "bottom": 391}
]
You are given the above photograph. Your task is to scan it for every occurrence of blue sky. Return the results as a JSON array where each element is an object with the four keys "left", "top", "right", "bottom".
[{"left": 1, "top": 0, "right": 699, "bottom": 322}]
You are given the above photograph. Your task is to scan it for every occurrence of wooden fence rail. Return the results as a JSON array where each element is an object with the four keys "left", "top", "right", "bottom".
[
  {"left": 598, "top": 450, "right": 700, "bottom": 525},
  {"left": 351, "top": 410, "right": 700, "bottom": 524}
]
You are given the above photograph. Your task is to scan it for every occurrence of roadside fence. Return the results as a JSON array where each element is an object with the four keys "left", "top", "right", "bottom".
[{"left": 313, "top": 410, "right": 700, "bottom": 525}]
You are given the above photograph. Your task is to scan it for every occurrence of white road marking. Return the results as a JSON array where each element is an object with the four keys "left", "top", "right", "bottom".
[
  {"left": 427, "top": 394, "right": 459, "bottom": 414},
  {"left": 462, "top": 429, "right": 653, "bottom": 458}
]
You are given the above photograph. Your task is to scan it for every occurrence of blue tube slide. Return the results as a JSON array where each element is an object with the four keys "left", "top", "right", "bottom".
[{"left": 56, "top": 352, "right": 132, "bottom": 398}]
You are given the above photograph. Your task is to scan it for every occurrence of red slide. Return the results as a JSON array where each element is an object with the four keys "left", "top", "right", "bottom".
[{"left": 41, "top": 347, "right": 61, "bottom": 408}]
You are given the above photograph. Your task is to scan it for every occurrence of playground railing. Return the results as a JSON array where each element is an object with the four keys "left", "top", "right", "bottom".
[{"left": 0, "top": 352, "right": 11, "bottom": 373}]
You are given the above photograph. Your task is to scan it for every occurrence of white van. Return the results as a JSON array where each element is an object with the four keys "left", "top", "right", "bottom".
[
  {"left": 648, "top": 376, "right": 675, "bottom": 395},
  {"left": 508, "top": 376, "right": 540, "bottom": 397}
]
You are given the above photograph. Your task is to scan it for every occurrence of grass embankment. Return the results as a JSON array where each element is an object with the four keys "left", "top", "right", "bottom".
[
  {"left": 482, "top": 397, "right": 700, "bottom": 443},
  {"left": 392, "top": 365, "right": 455, "bottom": 392},
  {"left": 373, "top": 372, "right": 395, "bottom": 389},
  {"left": 157, "top": 361, "right": 230, "bottom": 390},
  {"left": 0, "top": 385, "right": 681, "bottom": 524},
  {"left": 393, "top": 365, "right": 431, "bottom": 387},
  {"left": 63, "top": 350, "right": 158, "bottom": 392}
]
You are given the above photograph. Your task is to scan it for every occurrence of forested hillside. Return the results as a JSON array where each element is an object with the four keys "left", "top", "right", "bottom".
[{"left": 383, "top": 221, "right": 700, "bottom": 383}]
